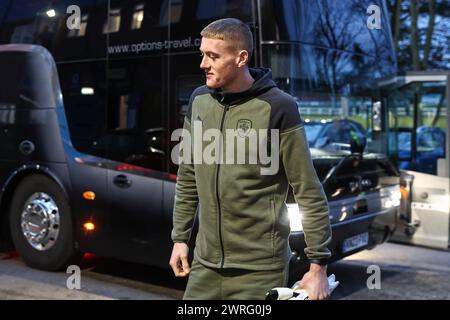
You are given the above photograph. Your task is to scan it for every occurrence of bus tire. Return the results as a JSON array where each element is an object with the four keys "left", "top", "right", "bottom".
[{"left": 9, "top": 174, "right": 80, "bottom": 271}]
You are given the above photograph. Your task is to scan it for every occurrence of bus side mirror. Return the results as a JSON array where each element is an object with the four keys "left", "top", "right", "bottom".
[{"left": 372, "top": 101, "right": 382, "bottom": 132}]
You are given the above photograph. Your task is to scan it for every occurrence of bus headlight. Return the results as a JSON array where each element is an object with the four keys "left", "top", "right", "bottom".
[{"left": 287, "top": 203, "right": 303, "bottom": 232}]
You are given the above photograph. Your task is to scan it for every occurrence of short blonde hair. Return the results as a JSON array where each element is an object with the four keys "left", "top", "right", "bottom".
[{"left": 201, "top": 18, "right": 253, "bottom": 61}]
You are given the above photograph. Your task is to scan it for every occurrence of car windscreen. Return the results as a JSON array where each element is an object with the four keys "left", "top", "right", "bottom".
[{"left": 304, "top": 123, "right": 323, "bottom": 144}]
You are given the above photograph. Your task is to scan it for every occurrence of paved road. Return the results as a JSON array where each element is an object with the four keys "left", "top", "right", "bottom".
[
  {"left": 0, "top": 242, "right": 449, "bottom": 300},
  {"left": 329, "top": 241, "right": 450, "bottom": 299},
  {"left": 0, "top": 252, "right": 184, "bottom": 300}
]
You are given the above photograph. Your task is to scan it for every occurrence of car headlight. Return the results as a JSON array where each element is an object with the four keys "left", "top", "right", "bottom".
[
  {"left": 287, "top": 203, "right": 303, "bottom": 232},
  {"left": 382, "top": 185, "right": 401, "bottom": 208}
]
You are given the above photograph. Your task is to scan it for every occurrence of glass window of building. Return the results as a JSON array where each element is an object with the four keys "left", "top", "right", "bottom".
[
  {"left": 68, "top": 14, "right": 88, "bottom": 37},
  {"left": 0, "top": 0, "right": 108, "bottom": 61},
  {"left": 160, "top": 0, "right": 183, "bottom": 26},
  {"left": 103, "top": 8, "right": 121, "bottom": 34},
  {"left": 196, "top": 0, "right": 252, "bottom": 20},
  {"left": 131, "top": 3, "right": 145, "bottom": 30}
]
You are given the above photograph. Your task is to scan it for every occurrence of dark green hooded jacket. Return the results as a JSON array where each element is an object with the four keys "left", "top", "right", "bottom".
[{"left": 172, "top": 68, "right": 331, "bottom": 270}]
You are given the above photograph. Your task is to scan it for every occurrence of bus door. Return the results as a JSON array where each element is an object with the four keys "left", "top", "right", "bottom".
[
  {"left": 103, "top": 56, "right": 170, "bottom": 265},
  {"left": 382, "top": 74, "right": 450, "bottom": 249}
]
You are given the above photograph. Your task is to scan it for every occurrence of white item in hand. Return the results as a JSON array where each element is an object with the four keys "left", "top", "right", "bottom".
[{"left": 289, "top": 274, "right": 340, "bottom": 300}]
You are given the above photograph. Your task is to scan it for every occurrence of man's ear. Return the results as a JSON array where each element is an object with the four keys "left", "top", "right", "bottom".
[{"left": 237, "top": 50, "right": 249, "bottom": 68}]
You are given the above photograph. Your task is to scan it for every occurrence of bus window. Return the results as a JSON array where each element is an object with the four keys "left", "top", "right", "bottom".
[
  {"left": 106, "top": 0, "right": 253, "bottom": 59},
  {"left": 387, "top": 81, "right": 447, "bottom": 175},
  {"left": 0, "top": 1, "right": 8, "bottom": 25},
  {"left": 104, "top": 57, "right": 166, "bottom": 172},
  {"left": 260, "top": 0, "right": 395, "bottom": 64},
  {"left": 0, "top": 0, "right": 108, "bottom": 61},
  {"left": 160, "top": 0, "right": 183, "bottom": 26},
  {"left": 130, "top": 3, "right": 145, "bottom": 30},
  {"left": 262, "top": 43, "right": 387, "bottom": 144},
  {"left": 58, "top": 61, "right": 108, "bottom": 158},
  {"left": 67, "top": 13, "right": 88, "bottom": 38},
  {"left": 196, "top": 0, "right": 252, "bottom": 20},
  {"left": 107, "top": 0, "right": 168, "bottom": 58},
  {"left": 0, "top": 0, "right": 51, "bottom": 45},
  {"left": 103, "top": 7, "right": 121, "bottom": 34},
  {"left": 176, "top": 76, "right": 204, "bottom": 127}
]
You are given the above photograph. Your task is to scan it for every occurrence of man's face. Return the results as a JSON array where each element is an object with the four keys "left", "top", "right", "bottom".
[{"left": 199, "top": 37, "right": 241, "bottom": 90}]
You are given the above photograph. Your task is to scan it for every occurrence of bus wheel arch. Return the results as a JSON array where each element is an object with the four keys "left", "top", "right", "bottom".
[
  {"left": 7, "top": 172, "right": 80, "bottom": 271},
  {"left": 0, "top": 170, "right": 42, "bottom": 251}
]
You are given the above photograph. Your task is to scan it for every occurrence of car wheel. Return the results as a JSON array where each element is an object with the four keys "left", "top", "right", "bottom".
[{"left": 9, "top": 174, "right": 80, "bottom": 271}]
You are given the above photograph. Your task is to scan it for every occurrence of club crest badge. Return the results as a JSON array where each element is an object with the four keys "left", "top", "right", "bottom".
[{"left": 236, "top": 119, "right": 252, "bottom": 138}]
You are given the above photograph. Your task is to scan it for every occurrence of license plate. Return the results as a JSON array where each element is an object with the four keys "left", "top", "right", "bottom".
[{"left": 342, "top": 232, "right": 369, "bottom": 253}]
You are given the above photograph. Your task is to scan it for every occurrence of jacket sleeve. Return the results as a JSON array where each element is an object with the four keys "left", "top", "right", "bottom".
[
  {"left": 278, "top": 103, "right": 332, "bottom": 264},
  {"left": 171, "top": 101, "right": 199, "bottom": 244}
]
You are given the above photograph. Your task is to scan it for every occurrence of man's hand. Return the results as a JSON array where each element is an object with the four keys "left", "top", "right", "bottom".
[
  {"left": 298, "top": 263, "right": 330, "bottom": 300},
  {"left": 169, "top": 242, "right": 191, "bottom": 277}
]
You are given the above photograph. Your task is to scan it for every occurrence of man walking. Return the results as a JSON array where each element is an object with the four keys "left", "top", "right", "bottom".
[{"left": 169, "top": 18, "right": 332, "bottom": 300}]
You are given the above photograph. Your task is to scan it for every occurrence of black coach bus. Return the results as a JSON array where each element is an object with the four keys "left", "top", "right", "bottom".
[{"left": 0, "top": 0, "right": 400, "bottom": 280}]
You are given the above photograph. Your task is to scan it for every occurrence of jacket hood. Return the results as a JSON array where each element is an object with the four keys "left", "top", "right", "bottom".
[{"left": 209, "top": 67, "right": 277, "bottom": 106}]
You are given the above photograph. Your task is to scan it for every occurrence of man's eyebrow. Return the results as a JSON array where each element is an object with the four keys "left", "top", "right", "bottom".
[{"left": 200, "top": 49, "right": 220, "bottom": 56}]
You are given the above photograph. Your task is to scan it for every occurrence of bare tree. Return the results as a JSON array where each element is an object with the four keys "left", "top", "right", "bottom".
[
  {"left": 389, "top": 0, "right": 445, "bottom": 71},
  {"left": 410, "top": 0, "right": 420, "bottom": 70},
  {"left": 423, "top": 0, "right": 436, "bottom": 69},
  {"left": 389, "top": 0, "right": 402, "bottom": 53}
]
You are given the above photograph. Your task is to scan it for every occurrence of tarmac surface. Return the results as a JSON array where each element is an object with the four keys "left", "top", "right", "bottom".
[{"left": 0, "top": 242, "right": 449, "bottom": 300}]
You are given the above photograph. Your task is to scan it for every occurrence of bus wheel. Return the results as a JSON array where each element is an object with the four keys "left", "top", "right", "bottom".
[{"left": 9, "top": 174, "right": 80, "bottom": 271}]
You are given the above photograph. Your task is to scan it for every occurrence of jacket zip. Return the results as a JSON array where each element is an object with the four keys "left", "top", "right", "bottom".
[{"left": 216, "top": 103, "right": 229, "bottom": 268}]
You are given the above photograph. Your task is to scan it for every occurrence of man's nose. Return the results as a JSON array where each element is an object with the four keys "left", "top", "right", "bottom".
[{"left": 200, "top": 55, "right": 208, "bottom": 70}]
